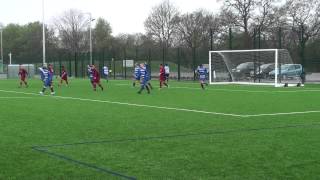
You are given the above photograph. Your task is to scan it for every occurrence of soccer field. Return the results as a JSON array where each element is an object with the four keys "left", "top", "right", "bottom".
[{"left": 1, "top": 79, "right": 320, "bottom": 179}]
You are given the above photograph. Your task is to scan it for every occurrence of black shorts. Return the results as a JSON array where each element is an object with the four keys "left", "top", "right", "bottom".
[{"left": 165, "top": 74, "right": 169, "bottom": 80}]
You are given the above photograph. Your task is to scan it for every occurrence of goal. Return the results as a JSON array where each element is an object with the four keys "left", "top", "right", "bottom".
[
  {"left": 209, "top": 49, "right": 304, "bottom": 87},
  {"left": 7, "top": 64, "right": 35, "bottom": 79}
]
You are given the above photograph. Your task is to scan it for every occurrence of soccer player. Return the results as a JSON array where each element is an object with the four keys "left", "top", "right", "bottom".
[
  {"left": 102, "top": 65, "right": 109, "bottom": 82},
  {"left": 197, "top": 64, "right": 208, "bottom": 90},
  {"left": 138, "top": 63, "right": 151, "bottom": 94},
  {"left": 159, "top": 64, "right": 168, "bottom": 89},
  {"left": 39, "top": 64, "right": 55, "bottom": 95},
  {"left": 164, "top": 64, "right": 170, "bottom": 83},
  {"left": 92, "top": 65, "right": 104, "bottom": 91},
  {"left": 59, "top": 66, "right": 69, "bottom": 87},
  {"left": 144, "top": 62, "right": 153, "bottom": 89},
  {"left": 133, "top": 63, "right": 140, "bottom": 87},
  {"left": 18, "top": 65, "right": 28, "bottom": 88}
]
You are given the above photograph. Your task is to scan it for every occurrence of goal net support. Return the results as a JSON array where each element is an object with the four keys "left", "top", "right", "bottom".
[{"left": 209, "top": 49, "right": 304, "bottom": 87}]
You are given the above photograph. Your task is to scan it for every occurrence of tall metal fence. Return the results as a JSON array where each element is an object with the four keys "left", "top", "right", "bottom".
[{"left": 2, "top": 26, "right": 320, "bottom": 82}]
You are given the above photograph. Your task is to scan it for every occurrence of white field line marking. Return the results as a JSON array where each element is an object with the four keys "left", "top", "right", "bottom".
[
  {"left": 0, "top": 89, "right": 243, "bottom": 118},
  {"left": 116, "top": 84, "right": 320, "bottom": 93},
  {"left": 0, "top": 97, "right": 34, "bottom": 99},
  {"left": 1, "top": 89, "right": 320, "bottom": 118},
  {"left": 170, "top": 86, "right": 320, "bottom": 93},
  {"left": 243, "top": 111, "right": 320, "bottom": 117}
]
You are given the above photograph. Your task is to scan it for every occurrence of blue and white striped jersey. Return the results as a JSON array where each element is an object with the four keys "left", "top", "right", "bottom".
[
  {"left": 139, "top": 67, "right": 150, "bottom": 81},
  {"left": 134, "top": 66, "right": 140, "bottom": 78},
  {"left": 103, "top": 66, "right": 109, "bottom": 75},
  {"left": 39, "top": 67, "right": 49, "bottom": 81},
  {"left": 197, "top": 67, "right": 207, "bottom": 79}
]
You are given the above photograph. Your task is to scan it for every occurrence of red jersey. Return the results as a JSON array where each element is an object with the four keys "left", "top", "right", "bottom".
[
  {"left": 92, "top": 69, "right": 100, "bottom": 82},
  {"left": 159, "top": 67, "right": 165, "bottom": 81},
  {"left": 61, "top": 70, "right": 67, "bottom": 79},
  {"left": 18, "top": 69, "right": 28, "bottom": 78}
]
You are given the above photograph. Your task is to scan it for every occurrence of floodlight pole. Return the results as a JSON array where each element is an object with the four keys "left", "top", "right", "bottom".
[
  {"left": 9, "top": 52, "right": 12, "bottom": 65},
  {"left": 42, "top": 0, "right": 46, "bottom": 65},
  {"left": 85, "top": 12, "right": 95, "bottom": 65},
  {"left": 0, "top": 29, "right": 3, "bottom": 64},
  {"left": 90, "top": 13, "right": 93, "bottom": 65}
]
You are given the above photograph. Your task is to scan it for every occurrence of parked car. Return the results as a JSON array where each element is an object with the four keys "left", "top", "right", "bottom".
[
  {"left": 269, "top": 64, "right": 303, "bottom": 78},
  {"left": 250, "top": 63, "right": 275, "bottom": 79},
  {"left": 232, "top": 62, "right": 255, "bottom": 79}
]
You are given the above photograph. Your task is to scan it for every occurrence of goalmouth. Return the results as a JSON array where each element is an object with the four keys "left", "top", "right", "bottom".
[{"left": 209, "top": 49, "right": 304, "bottom": 87}]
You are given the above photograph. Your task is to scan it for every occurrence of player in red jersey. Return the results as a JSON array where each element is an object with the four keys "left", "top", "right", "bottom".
[
  {"left": 18, "top": 65, "right": 28, "bottom": 88},
  {"left": 59, "top": 66, "right": 69, "bottom": 87},
  {"left": 159, "top": 64, "right": 168, "bottom": 89},
  {"left": 92, "top": 65, "right": 104, "bottom": 91}
]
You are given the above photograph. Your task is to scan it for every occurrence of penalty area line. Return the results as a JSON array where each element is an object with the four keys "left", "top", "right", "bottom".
[
  {"left": 0, "top": 97, "right": 35, "bottom": 99},
  {"left": 115, "top": 84, "right": 320, "bottom": 93},
  {"left": 0, "top": 89, "right": 243, "bottom": 118},
  {"left": 1, "top": 89, "right": 320, "bottom": 118}
]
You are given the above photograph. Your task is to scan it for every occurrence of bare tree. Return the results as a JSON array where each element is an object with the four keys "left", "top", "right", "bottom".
[
  {"left": 177, "top": 10, "right": 212, "bottom": 49},
  {"left": 223, "top": 0, "right": 255, "bottom": 34},
  {"left": 54, "top": 9, "right": 89, "bottom": 53},
  {"left": 253, "top": 0, "right": 277, "bottom": 31},
  {"left": 94, "top": 18, "right": 112, "bottom": 52},
  {"left": 177, "top": 10, "right": 218, "bottom": 78},
  {"left": 144, "top": 0, "right": 180, "bottom": 63},
  {"left": 286, "top": 0, "right": 320, "bottom": 65}
]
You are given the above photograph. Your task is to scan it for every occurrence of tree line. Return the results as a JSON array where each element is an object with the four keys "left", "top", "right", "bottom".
[{"left": 0, "top": 0, "right": 319, "bottom": 71}]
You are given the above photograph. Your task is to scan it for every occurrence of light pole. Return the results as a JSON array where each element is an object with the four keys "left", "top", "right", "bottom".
[
  {"left": 85, "top": 12, "right": 95, "bottom": 65},
  {"left": 42, "top": 0, "right": 46, "bottom": 65},
  {"left": 8, "top": 52, "right": 12, "bottom": 65},
  {"left": 0, "top": 29, "right": 3, "bottom": 69}
]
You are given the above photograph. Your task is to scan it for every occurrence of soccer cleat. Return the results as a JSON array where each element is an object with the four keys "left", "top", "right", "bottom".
[{"left": 51, "top": 92, "right": 55, "bottom": 95}]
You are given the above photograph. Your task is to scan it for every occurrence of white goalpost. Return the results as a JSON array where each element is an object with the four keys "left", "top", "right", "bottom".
[{"left": 209, "top": 49, "right": 304, "bottom": 87}]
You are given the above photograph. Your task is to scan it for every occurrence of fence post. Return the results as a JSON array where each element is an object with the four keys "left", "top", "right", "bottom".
[
  {"left": 124, "top": 48, "right": 127, "bottom": 80},
  {"left": 258, "top": 27, "right": 261, "bottom": 49},
  {"left": 59, "top": 53, "right": 62, "bottom": 76},
  {"left": 177, "top": 48, "right": 181, "bottom": 81},
  {"left": 193, "top": 47, "right": 196, "bottom": 81},
  {"left": 253, "top": 28, "right": 257, "bottom": 49},
  {"left": 229, "top": 27, "right": 233, "bottom": 50},
  {"left": 210, "top": 28, "right": 213, "bottom": 51},
  {"left": 148, "top": 48, "right": 151, "bottom": 79},
  {"left": 278, "top": 27, "right": 282, "bottom": 49},
  {"left": 68, "top": 53, "right": 72, "bottom": 77},
  {"left": 113, "top": 58, "right": 116, "bottom": 79},
  {"left": 81, "top": 53, "right": 84, "bottom": 78},
  {"left": 74, "top": 52, "right": 78, "bottom": 78}
]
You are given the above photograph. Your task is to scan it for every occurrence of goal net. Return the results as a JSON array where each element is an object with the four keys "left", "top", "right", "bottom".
[
  {"left": 7, "top": 64, "right": 35, "bottom": 79},
  {"left": 209, "top": 49, "right": 304, "bottom": 87}
]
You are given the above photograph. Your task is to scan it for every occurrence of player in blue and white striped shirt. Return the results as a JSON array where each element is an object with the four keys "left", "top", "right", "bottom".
[
  {"left": 133, "top": 63, "right": 140, "bottom": 87},
  {"left": 39, "top": 64, "right": 55, "bottom": 95},
  {"left": 137, "top": 63, "right": 151, "bottom": 94},
  {"left": 144, "top": 62, "right": 153, "bottom": 89},
  {"left": 197, "top": 64, "right": 208, "bottom": 90},
  {"left": 102, "top": 66, "right": 109, "bottom": 83}
]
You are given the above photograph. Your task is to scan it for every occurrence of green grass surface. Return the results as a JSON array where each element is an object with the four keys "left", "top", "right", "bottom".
[{"left": 1, "top": 79, "right": 320, "bottom": 179}]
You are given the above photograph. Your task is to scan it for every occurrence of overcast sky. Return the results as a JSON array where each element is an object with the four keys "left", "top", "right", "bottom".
[{"left": 0, "top": 0, "right": 222, "bottom": 35}]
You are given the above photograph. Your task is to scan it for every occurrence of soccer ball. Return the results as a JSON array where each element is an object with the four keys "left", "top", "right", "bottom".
[{"left": 109, "top": 70, "right": 112, "bottom": 73}]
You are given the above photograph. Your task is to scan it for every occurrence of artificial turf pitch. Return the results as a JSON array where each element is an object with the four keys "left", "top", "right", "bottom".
[{"left": 0, "top": 79, "right": 320, "bottom": 179}]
